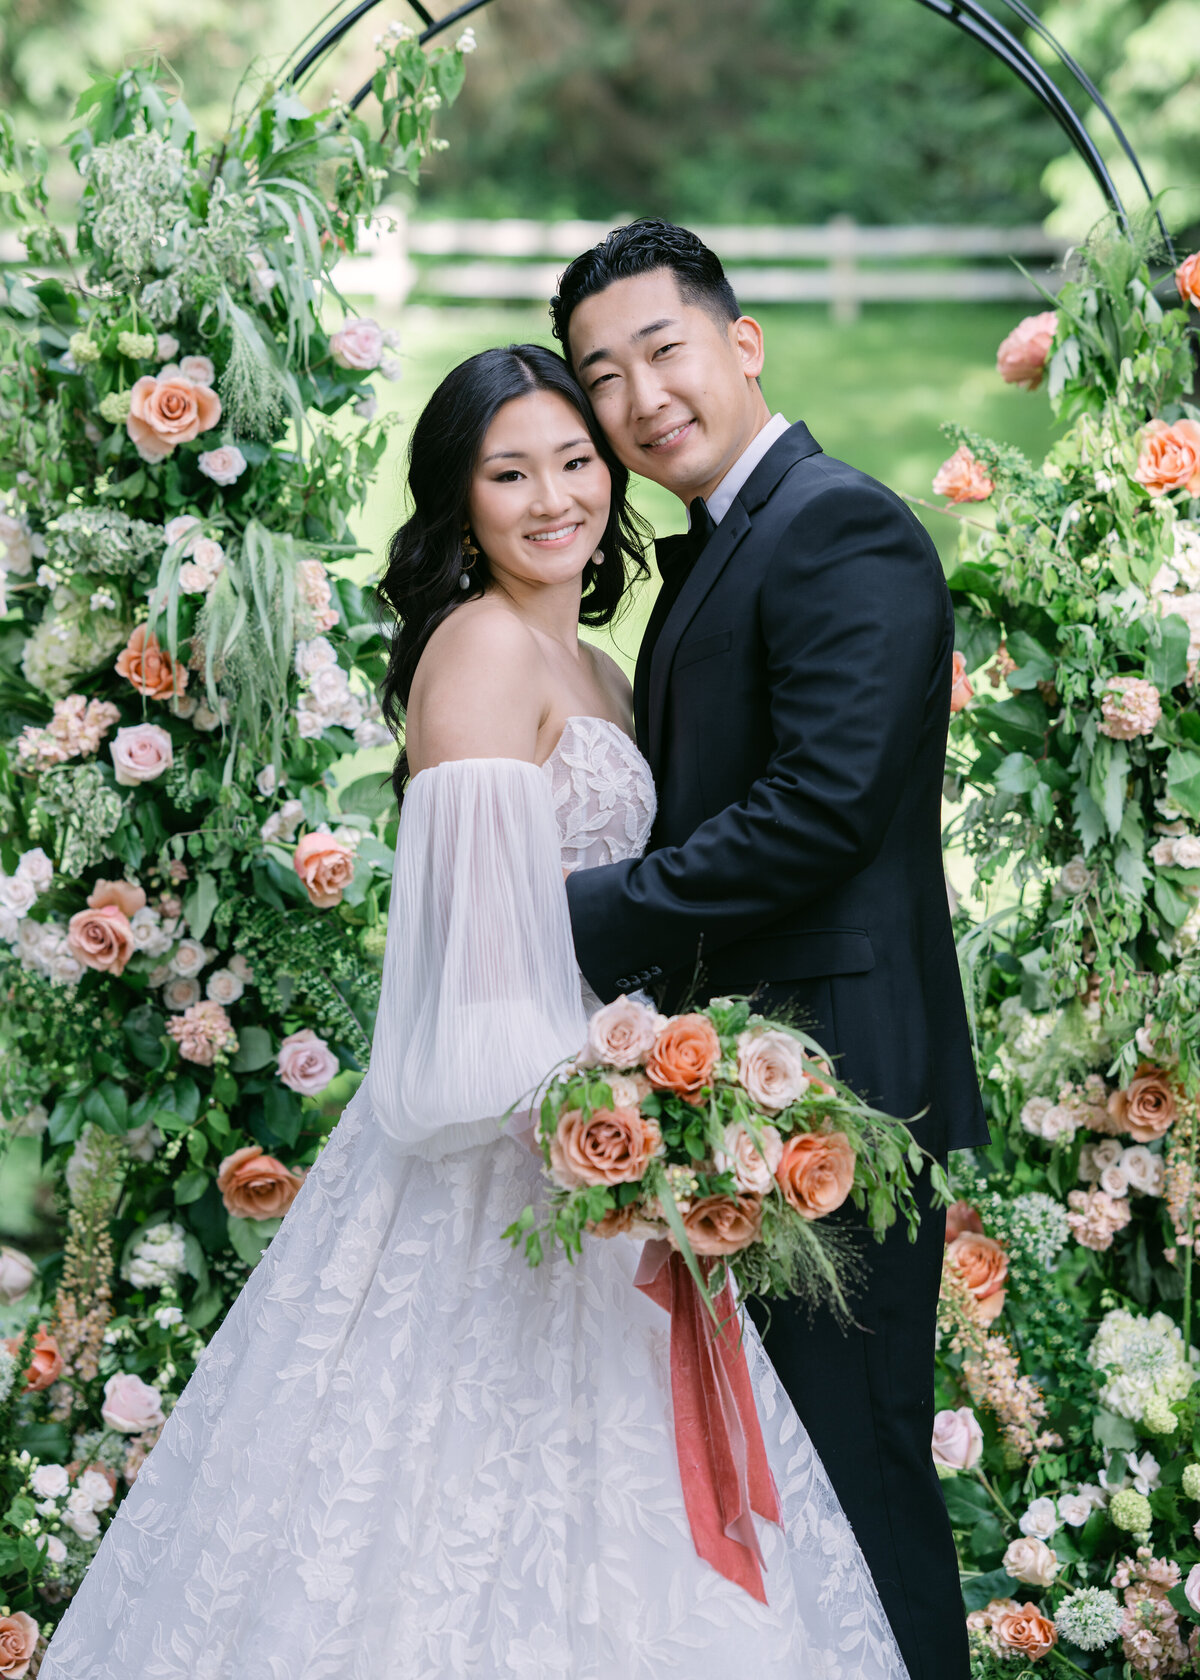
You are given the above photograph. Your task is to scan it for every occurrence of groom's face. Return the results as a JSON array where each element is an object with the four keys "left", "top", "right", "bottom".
[{"left": 567, "top": 268, "right": 766, "bottom": 504}]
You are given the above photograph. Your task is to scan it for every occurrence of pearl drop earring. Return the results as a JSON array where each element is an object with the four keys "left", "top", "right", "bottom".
[{"left": 591, "top": 549, "right": 604, "bottom": 566}]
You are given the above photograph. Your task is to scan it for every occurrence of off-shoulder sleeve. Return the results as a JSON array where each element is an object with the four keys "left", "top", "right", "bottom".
[{"left": 368, "top": 757, "right": 588, "bottom": 1159}]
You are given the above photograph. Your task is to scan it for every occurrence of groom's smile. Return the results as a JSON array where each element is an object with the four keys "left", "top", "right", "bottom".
[{"left": 566, "top": 268, "right": 769, "bottom": 506}]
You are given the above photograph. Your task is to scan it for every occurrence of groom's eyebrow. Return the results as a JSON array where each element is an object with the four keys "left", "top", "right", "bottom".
[
  {"left": 481, "top": 437, "right": 592, "bottom": 463},
  {"left": 577, "top": 318, "right": 679, "bottom": 373}
]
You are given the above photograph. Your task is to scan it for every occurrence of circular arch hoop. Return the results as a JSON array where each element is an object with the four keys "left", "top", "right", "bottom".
[{"left": 283, "top": 0, "right": 1169, "bottom": 253}]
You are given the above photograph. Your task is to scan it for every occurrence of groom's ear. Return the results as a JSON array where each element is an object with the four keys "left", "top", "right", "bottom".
[{"left": 730, "top": 315, "right": 766, "bottom": 383}]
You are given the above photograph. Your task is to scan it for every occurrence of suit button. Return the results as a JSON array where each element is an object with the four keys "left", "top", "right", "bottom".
[
  {"left": 615, "top": 976, "right": 631, "bottom": 992},
  {"left": 646, "top": 966, "right": 662, "bottom": 980}
]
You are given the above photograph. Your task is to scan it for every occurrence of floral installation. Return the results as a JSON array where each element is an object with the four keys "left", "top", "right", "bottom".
[
  {"left": 928, "top": 217, "right": 1200, "bottom": 1675},
  {"left": 506, "top": 994, "right": 947, "bottom": 1315},
  {"left": 0, "top": 31, "right": 470, "bottom": 1645}
]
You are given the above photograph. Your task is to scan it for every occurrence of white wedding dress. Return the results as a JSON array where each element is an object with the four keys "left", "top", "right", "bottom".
[{"left": 42, "top": 716, "right": 907, "bottom": 1680}]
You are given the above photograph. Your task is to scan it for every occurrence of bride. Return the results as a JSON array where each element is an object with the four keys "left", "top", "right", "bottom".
[{"left": 41, "top": 345, "right": 908, "bottom": 1680}]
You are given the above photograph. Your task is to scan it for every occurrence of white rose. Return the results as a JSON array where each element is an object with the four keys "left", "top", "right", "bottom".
[
  {"left": 1040, "top": 1104, "right": 1079, "bottom": 1142},
  {"left": 1176, "top": 836, "right": 1200, "bottom": 869},
  {"left": 163, "top": 515, "right": 201, "bottom": 552},
  {"left": 30, "top": 1464, "right": 69, "bottom": 1500},
  {"left": 0, "top": 873, "right": 38, "bottom": 916},
  {"left": 276, "top": 799, "right": 305, "bottom": 841},
  {"left": 294, "top": 707, "right": 325, "bottom": 741},
  {"left": 206, "top": 968, "right": 244, "bottom": 1006},
  {"left": 1002, "top": 1535, "right": 1059, "bottom": 1587},
  {"left": 0, "top": 906, "right": 19, "bottom": 944},
  {"left": 714, "top": 1122, "right": 784, "bottom": 1193},
  {"left": 1018, "top": 1495, "right": 1060, "bottom": 1539},
  {"left": 294, "top": 637, "right": 337, "bottom": 679},
  {"left": 354, "top": 390, "right": 378, "bottom": 421},
  {"left": 170, "top": 938, "right": 208, "bottom": 978},
  {"left": 42, "top": 1534, "right": 68, "bottom": 1564},
  {"left": 197, "top": 445, "right": 247, "bottom": 486},
  {"left": 63, "top": 1505, "right": 100, "bottom": 1542},
  {"left": 146, "top": 962, "right": 173, "bottom": 988},
  {"left": 163, "top": 976, "right": 201, "bottom": 1011},
  {"left": 1151, "top": 837, "right": 1179, "bottom": 867},
  {"left": 154, "top": 1304, "right": 183, "bottom": 1327},
  {"left": 50, "top": 951, "right": 83, "bottom": 985},
  {"left": 255, "top": 764, "right": 277, "bottom": 797},
  {"left": 1099, "top": 1163, "right": 1129, "bottom": 1198},
  {"left": 123, "top": 1119, "right": 163, "bottom": 1162},
  {"left": 15, "top": 848, "right": 53, "bottom": 893},
  {"left": 156, "top": 334, "right": 180, "bottom": 361},
  {"left": 178, "top": 355, "right": 215, "bottom": 386},
  {"left": 0, "top": 1245, "right": 36, "bottom": 1303},
  {"left": 308, "top": 664, "right": 350, "bottom": 710},
  {"left": 1121, "top": 1145, "right": 1164, "bottom": 1196},
  {"left": 354, "top": 717, "right": 392, "bottom": 750},
  {"left": 1057, "top": 1491, "right": 1094, "bottom": 1527}
]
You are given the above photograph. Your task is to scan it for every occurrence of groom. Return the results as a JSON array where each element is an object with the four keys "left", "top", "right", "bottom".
[{"left": 551, "top": 220, "right": 988, "bottom": 1679}]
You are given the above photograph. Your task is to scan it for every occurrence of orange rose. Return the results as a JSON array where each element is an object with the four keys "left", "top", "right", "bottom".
[
  {"left": 115, "top": 624, "right": 189, "bottom": 701},
  {"left": 1107, "top": 1063, "right": 1178, "bottom": 1142},
  {"left": 549, "top": 1107, "right": 663, "bottom": 1189},
  {"left": 292, "top": 831, "right": 356, "bottom": 909},
  {"left": 216, "top": 1145, "right": 304, "bottom": 1219},
  {"left": 67, "top": 903, "right": 136, "bottom": 977},
  {"left": 945, "top": 1231, "right": 1008, "bottom": 1323},
  {"left": 1134, "top": 419, "right": 1200, "bottom": 497},
  {"left": 0, "top": 1611, "right": 38, "bottom": 1680},
  {"left": 646, "top": 1014, "right": 721, "bottom": 1105},
  {"left": 126, "top": 370, "right": 222, "bottom": 463},
  {"left": 992, "top": 1601, "right": 1056, "bottom": 1661},
  {"left": 932, "top": 445, "right": 993, "bottom": 503},
  {"left": 1177, "top": 252, "right": 1200, "bottom": 310},
  {"left": 87, "top": 878, "right": 147, "bottom": 918},
  {"left": 680, "top": 1192, "right": 763, "bottom": 1255},
  {"left": 3, "top": 1325, "right": 63, "bottom": 1393},
  {"left": 775, "top": 1130, "right": 856, "bottom": 1220},
  {"left": 950, "top": 650, "right": 974, "bottom": 712}
]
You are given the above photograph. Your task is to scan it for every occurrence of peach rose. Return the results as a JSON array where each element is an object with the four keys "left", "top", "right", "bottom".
[
  {"left": 992, "top": 1601, "right": 1056, "bottom": 1661},
  {"left": 110, "top": 722, "right": 174, "bottom": 786},
  {"left": 775, "top": 1130, "right": 856, "bottom": 1220},
  {"left": 950, "top": 650, "right": 974, "bottom": 712},
  {"left": 996, "top": 310, "right": 1057, "bottom": 390},
  {"left": 735, "top": 1028, "right": 807, "bottom": 1113},
  {"left": 945, "top": 1200, "right": 984, "bottom": 1243},
  {"left": 126, "top": 369, "right": 221, "bottom": 462},
  {"left": 89, "top": 878, "right": 147, "bottom": 918},
  {"left": 1135, "top": 419, "right": 1200, "bottom": 497},
  {"left": 3, "top": 1326, "right": 63, "bottom": 1393},
  {"left": 67, "top": 901, "right": 136, "bottom": 977},
  {"left": 330, "top": 319, "right": 384, "bottom": 371},
  {"left": 0, "top": 1612, "right": 37, "bottom": 1680},
  {"left": 115, "top": 624, "right": 189, "bottom": 701},
  {"left": 931, "top": 1406, "right": 983, "bottom": 1470},
  {"left": 100, "top": 1371, "right": 165, "bottom": 1433},
  {"left": 932, "top": 445, "right": 993, "bottom": 503},
  {"left": 1177, "top": 253, "right": 1200, "bottom": 310},
  {"left": 276, "top": 1028, "right": 339, "bottom": 1095},
  {"left": 679, "top": 1192, "right": 763, "bottom": 1255},
  {"left": 580, "top": 995, "right": 665, "bottom": 1068},
  {"left": 216, "top": 1144, "right": 305, "bottom": 1219},
  {"left": 549, "top": 1106, "right": 663, "bottom": 1189},
  {"left": 292, "top": 831, "right": 355, "bottom": 909},
  {"left": 1107, "top": 1063, "right": 1178, "bottom": 1142},
  {"left": 945, "top": 1231, "right": 1008, "bottom": 1322},
  {"left": 646, "top": 1014, "right": 721, "bottom": 1104}
]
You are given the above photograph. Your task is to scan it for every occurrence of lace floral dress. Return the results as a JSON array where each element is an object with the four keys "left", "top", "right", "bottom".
[{"left": 41, "top": 718, "right": 907, "bottom": 1680}]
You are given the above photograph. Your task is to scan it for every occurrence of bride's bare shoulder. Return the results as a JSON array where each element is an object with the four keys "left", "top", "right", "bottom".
[{"left": 407, "top": 600, "right": 546, "bottom": 770}]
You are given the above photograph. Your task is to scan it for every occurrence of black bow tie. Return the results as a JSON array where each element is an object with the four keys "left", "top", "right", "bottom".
[{"left": 656, "top": 497, "right": 717, "bottom": 583}]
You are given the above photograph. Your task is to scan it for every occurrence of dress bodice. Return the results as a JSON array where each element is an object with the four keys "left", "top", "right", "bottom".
[{"left": 540, "top": 716, "right": 656, "bottom": 872}]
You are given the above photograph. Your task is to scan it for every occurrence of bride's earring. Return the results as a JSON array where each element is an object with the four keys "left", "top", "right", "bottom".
[
  {"left": 459, "top": 524, "right": 479, "bottom": 591},
  {"left": 590, "top": 549, "right": 604, "bottom": 566}
]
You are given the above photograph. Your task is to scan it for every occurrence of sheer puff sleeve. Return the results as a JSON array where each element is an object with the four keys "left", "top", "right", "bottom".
[{"left": 368, "top": 757, "right": 588, "bottom": 1159}]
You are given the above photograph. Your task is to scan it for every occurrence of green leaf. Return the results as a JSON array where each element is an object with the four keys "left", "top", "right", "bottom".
[
  {"left": 173, "top": 1169, "right": 209, "bottom": 1205},
  {"left": 1093, "top": 1407, "right": 1137, "bottom": 1451},
  {"left": 971, "top": 694, "right": 1048, "bottom": 756},
  {"left": 1167, "top": 747, "right": 1200, "bottom": 820},
  {"left": 993, "top": 752, "right": 1041, "bottom": 796},
  {"left": 1149, "top": 610, "right": 1192, "bottom": 693},
  {"left": 183, "top": 870, "right": 219, "bottom": 941},
  {"left": 339, "top": 773, "right": 395, "bottom": 820},
  {"left": 83, "top": 1079, "right": 129, "bottom": 1134},
  {"left": 230, "top": 1025, "right": 275, "bottom": 1073},
  {"left": 227, "top": 1215, "right": 281, "bottom": 1267},
  {"left": 123, "top": 1003, "right": 166, "bottom": 1068},
  {"left": 1169, "top": 1583, "right": 1200, "bottom": 1625},
  {"left": 47, "top": 1093, "right": 83, "bottom": 1145},
  {"left": 1155, "top": 875, "right": 1193, "bottom": 927},
  {"left": 942, "top": 1475, "right": 993, "bottom": 1525},
  {"left": 262, "top": 1082, "right": 303, "bottom": 1146},
  {"left": 961, "top": 1566, "right": 1019, "bottom": 1613}
]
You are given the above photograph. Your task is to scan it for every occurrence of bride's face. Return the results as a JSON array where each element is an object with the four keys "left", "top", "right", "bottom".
[{"left": 467, "top": 390, "right": 611, "bottom": 592}]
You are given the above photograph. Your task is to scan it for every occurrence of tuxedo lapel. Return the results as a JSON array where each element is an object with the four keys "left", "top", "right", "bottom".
[{"left": 634, "top": 533, "right": 688, "bottom": 757}]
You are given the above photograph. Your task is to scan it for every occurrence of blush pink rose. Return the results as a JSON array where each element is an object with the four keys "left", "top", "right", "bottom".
[
  {"left": 178, "top": 355, "right": 216, "bottom": 386},
  {"left": 950, "top": 650, "right": 974, "bottom": 712},
  {"left": 735, "top": 1028, "right": 807, "bottom": 1113},
  {"left": 329, "top": 319, "right": 384, "bottom": 371},
  {"left": 276, "top": 1028, "right": 339, "bottom": 1095},
  {"left": 88, "top": 878, "right": 147, "bottom": 918},
  {"left": 198, "top": 445, "right": 247, "bottom": 486},
  {"left": 933, "top": 445, "right": 993, "bottom": 503},
  {"left": 110, "top": 722, "right": 174, "bottom": 786},
  {"left": 714, "top": 1121, "right": 784, "bottom": 1194},
  {"left": 126, "top": 369, "right": 221, "bottom": 462},
  {"left": 931, "top": 1406, "right": 984, "bottom": 1470},
  {"left": 68, "top": 903, "right": 135, "bottom": 976},
  {"left": 580, "top": 995, "right": 664, "bottom": 1068},
  {"left": 101, "top": 1371, "right": 165, "bottom": 1433},
  {"left": 1135, "top": 419, "right": 1200, "bottom": 497},
  {"left": 1177, "top": 253, "right": 1200, "bottom": 309},
  {"left": 292, "top": 831, "right": 356, "bottom": 909},
  {"left": 216, "top": 1144, "right": 304, "bottom": 1218},
  {"left": 0, "top": 1611, "right": 38, "bottom": 1680},
  {"left": 996, "top": 311, "right": 1057, "bottom": 390}
]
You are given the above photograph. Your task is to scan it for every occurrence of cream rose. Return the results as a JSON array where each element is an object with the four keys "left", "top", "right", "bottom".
[
  {"left": 0, "top": 1246, "right": 35, "bottom": 1304},
  {"left": 170, "top": 938, "right": 208, "bottom": 979},
  {"left": 330, "top": 318, "right": 384, "bottom": 370},
  {"left": 931, "top": 1406, "right": 983, "bottom": 1470},
  {"left": 736, "top": 1028, "right": 808, "bottom": 1113},
  {"left": 110, "top": 722, "right": 174, "bottom": 786},
  {"left": 162, "top": 976, "right": 201, "bottom": 1011},
  {"left": 30, "top": 1463, "right": 68, "bottom": 1501},
  {"left": 1120, "top": 1145, "right": 1164, "bottom": 1196},
  {"left": 714, "top": 1121, "right": 784, "bottom": 1194},
  {"left": 1186, "top": 1562, "right": 1200, "bottom": 1616},
  {"left": 580, "top": 995, "right": 665, "bottom": 1068},
  {"left": 1003, "top": 1536, "right": 1059, "bottom": 1587},
  {"left": 1018, "top": 1495, "right": 1060, "bottom": 1540},
  {"left": 178, "top": 354, "right": 215, "bottom": 386},
  {"left": 205, "top": 968, "right": 245, "bottom": 1007},
  {"left": 276, "top": 1028, "right": 339, "bottom": 1095},
  {"left": 100, "top": 1371, "right": 165, "bottom": 1433}
]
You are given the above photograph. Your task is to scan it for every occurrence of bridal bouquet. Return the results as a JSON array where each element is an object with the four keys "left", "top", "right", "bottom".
[{"left": 506, "top": 993, "right": 947, "bottom": 1317}]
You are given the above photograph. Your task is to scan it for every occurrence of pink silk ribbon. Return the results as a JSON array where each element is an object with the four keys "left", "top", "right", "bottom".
[{"left": 635, "top": 1240, "right": 782, "bottom": 1604}]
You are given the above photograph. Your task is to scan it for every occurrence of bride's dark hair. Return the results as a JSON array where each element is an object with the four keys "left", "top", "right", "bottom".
[{"left": 376, "top": 343, "right": 650, "bottom": 795}]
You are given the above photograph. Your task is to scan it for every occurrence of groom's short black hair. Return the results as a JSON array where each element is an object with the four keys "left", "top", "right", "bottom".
[{"left": 550, "top": 219, "right": 741, "bottom": 354}]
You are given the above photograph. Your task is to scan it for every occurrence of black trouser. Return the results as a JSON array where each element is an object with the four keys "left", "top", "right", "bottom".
[{"left": 745, "top": 1139, "right": 965, "bottom": 1680}]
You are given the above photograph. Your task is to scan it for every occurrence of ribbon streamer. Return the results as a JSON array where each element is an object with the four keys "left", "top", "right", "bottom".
[{"left": 635, "top": 1240, "right": 782, "bottom": 1603}]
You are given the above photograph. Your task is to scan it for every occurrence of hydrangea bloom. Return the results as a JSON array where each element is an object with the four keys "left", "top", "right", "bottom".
[
  {"left": 1088, "top": 1308, "right": 1194, "bottom": 1422},
  {"left": 1054, "top": 1587, "right": 1124, "bottom": 1651}
]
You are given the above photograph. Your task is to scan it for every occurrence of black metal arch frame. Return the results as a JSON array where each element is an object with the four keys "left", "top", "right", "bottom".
[{"left": 282, "top": 0, "right": 1167, "bottom": 253}]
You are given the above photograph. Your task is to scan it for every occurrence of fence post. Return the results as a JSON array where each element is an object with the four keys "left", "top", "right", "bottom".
[{"left": 828, "top": 214, "right": 859, "bottom": 324}]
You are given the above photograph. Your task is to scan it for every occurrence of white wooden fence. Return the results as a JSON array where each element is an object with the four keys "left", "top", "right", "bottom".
[
  {"left": 0, "top": 216, "right": 1072, "bottom": 322},
  {"left": 335, "top": 214, "right": 1072, "bottom": 321}
]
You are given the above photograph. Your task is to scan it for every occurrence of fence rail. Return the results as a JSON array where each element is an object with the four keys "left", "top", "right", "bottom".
[{"left": 0, "top": 216, "right": 1073, "bottom": 321}]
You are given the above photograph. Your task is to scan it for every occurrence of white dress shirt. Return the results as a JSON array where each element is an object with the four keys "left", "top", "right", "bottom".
[{"left": 703, "top": 412, "right": 792, "bottom": 525}]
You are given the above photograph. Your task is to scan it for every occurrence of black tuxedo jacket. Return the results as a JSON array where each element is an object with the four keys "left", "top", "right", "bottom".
[{"left": 566, "top": 421, "right": 988, "bottom": 1156}]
